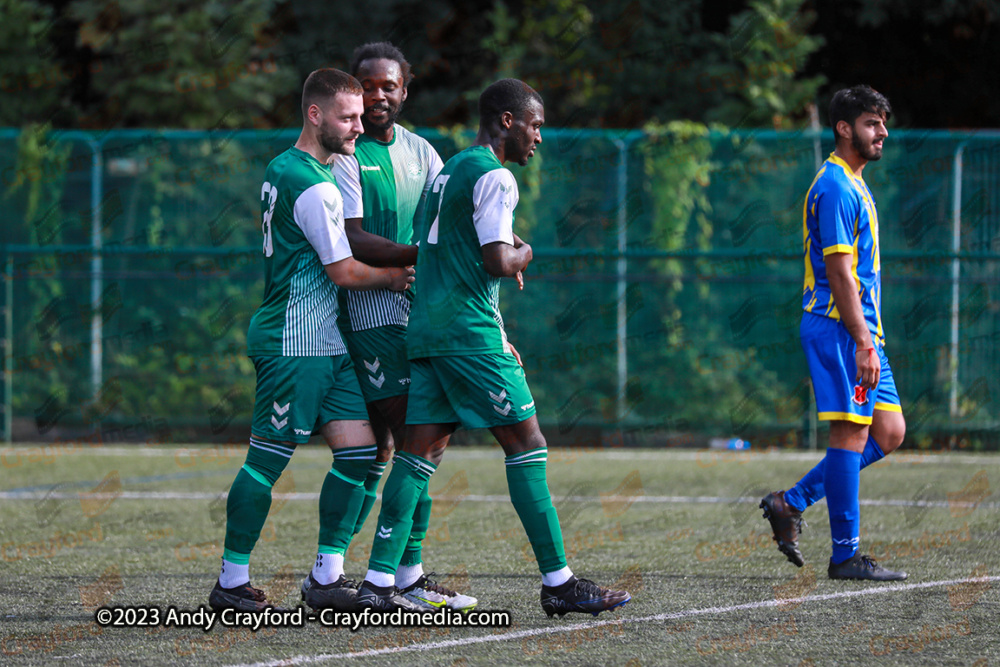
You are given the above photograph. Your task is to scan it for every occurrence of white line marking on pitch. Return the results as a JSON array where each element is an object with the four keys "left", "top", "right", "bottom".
[
  {"left": 3, "top": 445, "right": 997, "bottom": 465},
  {"left": 226, "top": 576, "right": 1000, "bottom": 667},
  {"left": 1, "top": 489, "right": 995, "bottom": 511}
]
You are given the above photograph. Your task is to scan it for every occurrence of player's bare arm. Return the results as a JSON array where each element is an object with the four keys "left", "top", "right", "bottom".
[
  {"left": 825, "top": 252, "right": 879, "bottom": 389},
  {"left": 344, "top": 217, "right": 419, "bottom": 267},
  {"left": 482, "top": 239, "right": 532, "bottom": 278},
  {"left": 325, "top": 257, "right": 414, "bottom": 291}
]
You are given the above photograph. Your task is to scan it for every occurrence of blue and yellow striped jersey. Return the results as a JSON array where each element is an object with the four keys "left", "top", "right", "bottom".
[{"left": 802, "top": 153, "right": 884, "bottom": 344}]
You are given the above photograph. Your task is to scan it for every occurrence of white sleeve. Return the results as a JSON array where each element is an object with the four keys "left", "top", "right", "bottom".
[
  {"left": 414, "top": 146, "right": 445, "bottom": 231},
  {"left": 472, "top": 168, "right": 518, "bottom": 246},
  {"left": 330, "top": 155, "right": 363, "bottom": 219},
  {"left": 425, "top": 147, "right": 445, "bottom": 194},
  {"left": 292, "top": 182, "right": 353, "bottom": 264}
]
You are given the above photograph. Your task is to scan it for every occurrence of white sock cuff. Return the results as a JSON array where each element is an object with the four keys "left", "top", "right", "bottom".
[
  {"left": 311, "top": 552, "right": 345, "bottom": 585},
  {"left": 395, "top": 563, "right": 424, "bottom": 589},
  {"left": 365, "top": 569, "right": 395, "bottom": 588},
  {"left": 541, "top": 566, "right": 574, "bottom": 588},
  {"left": 218, "top": 559, "right": 250, "bottom": 589}
]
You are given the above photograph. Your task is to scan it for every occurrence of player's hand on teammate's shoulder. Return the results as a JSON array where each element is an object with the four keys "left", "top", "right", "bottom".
[{"left": 387, "top": 265, "right": 416, "bottom": 292}]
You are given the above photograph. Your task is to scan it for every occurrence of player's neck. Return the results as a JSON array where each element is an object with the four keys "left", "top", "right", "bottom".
[
  {"left": 834, "top": 145, "right": 867, "bottom": 177},
  {"left": 474, "top": 131, "right": 506, "bottom": 164},
  {"left": 363, "top": 123, "right": 394, "bottom": 143},
  {"left": 294, "top": 130, "right": 333, "bottom": 165}
]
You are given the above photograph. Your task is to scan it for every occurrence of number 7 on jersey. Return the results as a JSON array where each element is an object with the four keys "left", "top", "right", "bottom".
[
  {"left": 261, "top": 181, "right": 277, "bottom": 257},
  {"left": 426, "top": 174, "right": 450, "bottom": 245}
]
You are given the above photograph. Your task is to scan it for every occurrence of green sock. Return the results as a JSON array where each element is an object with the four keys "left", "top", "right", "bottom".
[
  {"left": 400, "top": 485, "right": 432, "bottom": 567},
  {"left": 318, "top": 445, "right": 377, "bottom": 555},
  {"left": 505, "top": 448, "right": 567, "bottom": 574},
  {"left": 223, "top": 439, "right": 294, "bottom": 558},
  {"left": 353, "top": 460, "right": 387, "bottom": 535},
  {"left": 367, "top": 452, "right": 436, "bottom": 575}
]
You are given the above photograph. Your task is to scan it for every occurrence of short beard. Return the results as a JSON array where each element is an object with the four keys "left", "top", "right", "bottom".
[
  {"left": 363, "top": 101, "right": 404, "bottom": 135},
  {"left": 852, "top": 131, "right": 882, "bottom": 161},
  {"left": 319, "top": 125, "right": 354, "bottom": 156}
]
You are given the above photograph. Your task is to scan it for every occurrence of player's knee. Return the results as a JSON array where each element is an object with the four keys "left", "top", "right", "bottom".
[
  {"left": 888, "top": 416, "right": 906, "bottom": 451},
  {"left": 401, "top": 438, "right": 444, "bottom": 465},
  {"left": 526, "top": 431, "right": 547, "bottom": 452},
  {"left": 375, "top": 442, "right": 394, "bottom": 463},
  {"left": 423, "top": 445, "right": 446, "bottom": 466},
  {"left": 877, "top": 414, "right": 906, "bottom": 454}
]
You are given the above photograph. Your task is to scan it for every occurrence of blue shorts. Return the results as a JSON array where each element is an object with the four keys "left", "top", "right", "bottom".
[{"left": 801, "top": 312, "right": 902, "bottom": 425}]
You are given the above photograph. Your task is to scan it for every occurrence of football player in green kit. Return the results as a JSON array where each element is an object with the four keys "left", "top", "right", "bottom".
[
  {"left": 355, "top": 78, "right": 632, "bottom": 618},
  {"left": 208, "top": 68, "right": 414, "bottom": 611},
  {"left": 306, "top": 42, "right": 475, "bottom": 612}
]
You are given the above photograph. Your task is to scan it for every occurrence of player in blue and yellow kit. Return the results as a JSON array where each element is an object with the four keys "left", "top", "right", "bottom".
[{"left": 761, "top": 85, "right": 908, "bottom": 581}]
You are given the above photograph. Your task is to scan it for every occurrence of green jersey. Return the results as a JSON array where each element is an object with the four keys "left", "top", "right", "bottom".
[
  {"left": 407, "top": 145, "right": 519, "bottom": 359},
  {"left": 246, "top": 146, "right": 353, "bottom": 357},
  {"left": 331, "top": 125, "right": 443, "bottom": 332}
]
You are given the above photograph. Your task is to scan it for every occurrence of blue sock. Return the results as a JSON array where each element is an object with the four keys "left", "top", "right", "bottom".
[
  {"left": 824, "top": 447, "right": 861, "bottom": 564},
  {"left": 784, "top": 435, "right": 885, "bottom": 512}
]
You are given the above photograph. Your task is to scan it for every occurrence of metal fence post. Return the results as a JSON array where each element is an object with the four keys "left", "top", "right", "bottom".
[
  {"left": 88, "top": 137, "right": 104, "bottom": 402},
  {"left": 613, "top": 137, "right": 630, "bottom": 424},
  {"left": 949, "top": 142, "right": 967, "bottom": 418},
  {"left": 2, "top": 249, "right": 11, "bottom": 443}
]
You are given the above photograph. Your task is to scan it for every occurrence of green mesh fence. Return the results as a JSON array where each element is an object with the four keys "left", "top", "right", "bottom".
[{"left": 1, "top": 128, "right": 997, "bottom": 448}]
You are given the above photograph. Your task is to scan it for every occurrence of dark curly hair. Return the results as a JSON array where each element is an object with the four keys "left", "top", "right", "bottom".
[{"left": 349, "top": 42, "right": 413, "bottom": 86}]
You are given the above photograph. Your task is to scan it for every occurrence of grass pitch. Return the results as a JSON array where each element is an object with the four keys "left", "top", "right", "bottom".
[{"left": 1, "top": 443, "right": 998, "bottom": 665}]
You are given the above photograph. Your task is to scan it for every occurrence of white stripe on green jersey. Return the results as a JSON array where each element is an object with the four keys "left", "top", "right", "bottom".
[
  {"left": 247, "top": 146, "right": 353, "bottom": 357},
  {"left": 331, "top": 125, "right": 443, "bottom": 332},
  {"left": 407, "top": 145, "right": 519, "bottom": 359}
]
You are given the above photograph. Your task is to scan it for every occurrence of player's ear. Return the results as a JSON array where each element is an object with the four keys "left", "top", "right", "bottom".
[
  {"left": 306, "top": 103, "right": 323, "bottom": 128},
  {"left": 400, "top": 87, "right": 408, "bottom": 104},
  {"left": 500, "top": 111, "right": 514, "bottom": 130},
  {"left": 835, "top": 119, "right": 851, "bottom": 142}
]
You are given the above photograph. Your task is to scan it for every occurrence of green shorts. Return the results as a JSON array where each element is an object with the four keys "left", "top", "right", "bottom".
[
  {"left": 250, "top": 355, "right": 368, "bottom": 444},
  {"left": 341, "top": 325, "right": 411, "bottom": 404},
  {"left": 406, "top": 353, "right": 536, "bottom": 429}
]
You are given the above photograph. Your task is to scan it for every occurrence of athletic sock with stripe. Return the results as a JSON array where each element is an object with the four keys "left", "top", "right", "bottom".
[
  {"left": 400, "top": 486, "right": 432, "bottom": 568},
  {"left": 505, "top": 447, "right": 568, "bottom": 577},
  {"left": 364, "top": 452, "right": 436, "bottom": 584},
  {"left": 220, "top": 438, "right": 294, "bottom": 583},
  {"left": 317, "top": 445, "right": 378, "bottom": 566},
  {"left": 352, "top": 460, "right": 387, "bottom": 535}
]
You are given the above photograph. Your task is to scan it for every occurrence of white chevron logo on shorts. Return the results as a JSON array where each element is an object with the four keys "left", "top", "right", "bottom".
[
  {"left": 273, "top": 402, "right": 290, "bottom": 416},
  {"left": 377, "top": 525, "right": 392, "bottom": 539},
  {"left": 493, "top": 402, "right": 512, "bottom": 416},
  {"left": 271, "top": 415, "right": 288, "bottom": 430},
  {"left": 488, "top": 389, "right": 507, "bottom": 403},
  {"left": 369, "top": 373, "right": 385, "bottom": 389},
  {"left": 364, "top": 358, "right": 381, "bottom": 373}
]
